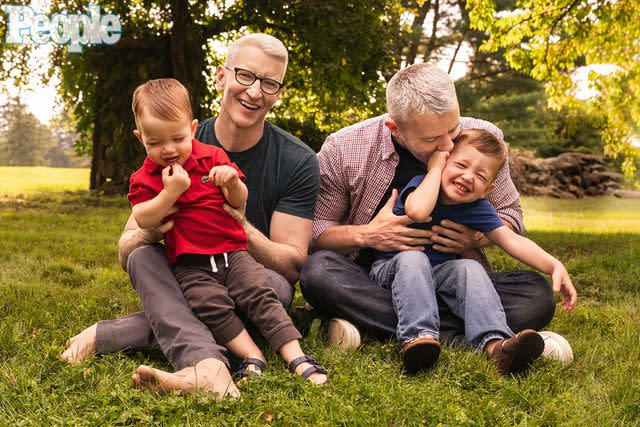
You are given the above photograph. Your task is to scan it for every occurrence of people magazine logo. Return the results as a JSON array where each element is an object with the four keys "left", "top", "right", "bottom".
[{"left": 2, "top": 3, "right": 122, "bottom": 53}]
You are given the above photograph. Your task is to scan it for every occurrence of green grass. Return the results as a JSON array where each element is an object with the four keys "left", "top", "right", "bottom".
[
  {"left": 1, "top": 190, "right": 639, "bottom": 425},
  {"left": 0, "top": 166, "right": 90, "bottom": 195}
]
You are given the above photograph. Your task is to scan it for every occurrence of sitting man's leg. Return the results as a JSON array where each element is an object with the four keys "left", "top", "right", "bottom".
[
  {"left": 301, "top": 250, "right": 557, "bottom": 349},
  {"left": 489, "top": 270, "right": 556, "bottom": 332},
  {"left": 300, "top": 250, "right": 398, "bottom": 343},
  {"left": 60, "top": 311, "right": 158, "bottom": 365},
  {"left": 62, "top": 244, "right": 239, "bottom": 398}
]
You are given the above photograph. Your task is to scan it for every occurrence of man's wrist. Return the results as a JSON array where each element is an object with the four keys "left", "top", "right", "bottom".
[{"left": 353, "top": 223, "right": 371, "bottom": 249}]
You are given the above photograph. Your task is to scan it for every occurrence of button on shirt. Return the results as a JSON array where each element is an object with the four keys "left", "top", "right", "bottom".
[{"left": 128, "top": 139, "right": 248, "bottom": 263}]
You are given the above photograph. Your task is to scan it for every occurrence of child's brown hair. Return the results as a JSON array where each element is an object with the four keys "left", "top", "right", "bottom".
[
  {"left": 132, "top": 78, "right": 192, "bottom": 128},
  {"left": 454, "top": 129, "right": 507, "bottom": 178}
]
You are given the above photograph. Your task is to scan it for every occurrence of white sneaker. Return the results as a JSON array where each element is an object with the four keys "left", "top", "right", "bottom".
[
  {"left": 327, "top": 318, "right": 361, "bottom": 350},
  {"left": 538, "top": 330, "right": 574, "bottom": 366}
]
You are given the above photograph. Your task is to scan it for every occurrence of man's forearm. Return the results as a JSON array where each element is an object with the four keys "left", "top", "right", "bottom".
[
  {"left": 117, "top": 212, "right": 164, "bottom": 270},
  {"left": 314, "top": 223, "right": 370, "bottom": 255},
  {"left": 245, "top": 223, "right": 306, "bottom": 284}
]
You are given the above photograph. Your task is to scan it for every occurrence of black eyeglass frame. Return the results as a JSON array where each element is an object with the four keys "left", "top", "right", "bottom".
[{"left": 223, "top": 66, "right": 284, "bottom": 95}]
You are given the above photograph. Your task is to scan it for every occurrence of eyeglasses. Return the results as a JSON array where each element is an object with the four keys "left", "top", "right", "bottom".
[{"left": 223, "top": 66, "right": 284, "bottom": 95}]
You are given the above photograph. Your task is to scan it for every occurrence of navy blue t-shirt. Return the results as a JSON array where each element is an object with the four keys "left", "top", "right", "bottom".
[{"left": 376, "top": 174, "right": 505, "bottom": 266}]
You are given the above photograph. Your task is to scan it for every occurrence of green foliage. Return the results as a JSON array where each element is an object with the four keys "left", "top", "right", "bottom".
[
  {"left": 27, "top": 0, "right": 404, "bottom": 192},
  {"left": 467, "top": 0, "right": 640, "bottom": 178},
  {"left": 0, "top": 98, "right": 88, "bottom": 167},
  {"left": 0, "top": 98, "right": 53, "bottom": 166},
  {"left": 1, "top": 193, "right": 640, "bottom": 424},
  {"left": 457, "top": 74, "right": 603, "bottom": 157}
]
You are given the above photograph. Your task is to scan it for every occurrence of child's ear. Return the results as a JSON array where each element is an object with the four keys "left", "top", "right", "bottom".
[
  {"left": 482, "top": 183, "right": 496, "bottom": 198},
  {"left": 133, "top": 130, "right": 144, "bottom": 144},
  {"left": 190, "top": 119, "right": 198, "bottom": 136}
]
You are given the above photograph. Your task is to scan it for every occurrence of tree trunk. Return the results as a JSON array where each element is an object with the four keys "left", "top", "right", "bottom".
[{"left": 405, "top": 1, "right": 431, "bottom": 66}]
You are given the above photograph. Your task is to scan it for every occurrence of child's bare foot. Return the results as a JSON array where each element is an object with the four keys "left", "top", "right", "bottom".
[
  {"left": 59, "top": 324, "right": 98, "bottom": 364},
  {"left": 131, "top": 357, "right": 240, "bottom": 400}
]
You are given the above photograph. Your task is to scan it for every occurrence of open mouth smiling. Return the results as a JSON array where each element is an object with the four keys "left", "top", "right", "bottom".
[{"left": 238, "top": 99, "right": 260, "bottom": 111}]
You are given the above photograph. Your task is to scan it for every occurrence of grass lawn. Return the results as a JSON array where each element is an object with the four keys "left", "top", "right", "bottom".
[
  {"left": 0, "top": 189, "right": 639, "bottom": 425},
  {"left": 0, "top": 166, "right": 90, "bottom": 195}
]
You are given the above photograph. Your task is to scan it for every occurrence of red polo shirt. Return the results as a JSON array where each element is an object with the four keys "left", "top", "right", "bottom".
[{"left": 128, "top": 138, "right": 248, "bottom": 263}]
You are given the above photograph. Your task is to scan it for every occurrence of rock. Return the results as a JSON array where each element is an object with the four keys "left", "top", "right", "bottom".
[
  {"left": 544, "top": 153, "right": 581, "bottom": 174},
  {"left": 613, "top": 190, "right": 640, "bottom": 199},
  {"left": 585, "top": 186, "right": 600, "bottom": 196},
  {"left": 567, "top": 184, "right": 585, "bottom": 198},
  {"left": 509, "top": 149, "right": 624, "bottom": 198}
]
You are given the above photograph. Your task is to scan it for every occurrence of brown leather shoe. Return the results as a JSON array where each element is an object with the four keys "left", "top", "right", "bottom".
[
  {"left": 400, "top": 335, "right": 441, "bottom": 373},
  {"left": 487, "top": 329, "right": 544, "bottom": 374}
]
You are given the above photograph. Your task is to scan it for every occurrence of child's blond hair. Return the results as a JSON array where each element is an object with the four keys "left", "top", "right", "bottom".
[{"left": 132, "top": 78, "right": 192, "bottom": 128}]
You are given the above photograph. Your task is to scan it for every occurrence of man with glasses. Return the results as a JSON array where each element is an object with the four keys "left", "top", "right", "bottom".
[{"left": 60, "top": 33, "right": 319, "bottom": 398}]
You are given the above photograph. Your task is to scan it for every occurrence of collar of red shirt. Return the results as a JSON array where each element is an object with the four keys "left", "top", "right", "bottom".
[{"left": 142, "top": 138, "right": 210, "bottom": 174}]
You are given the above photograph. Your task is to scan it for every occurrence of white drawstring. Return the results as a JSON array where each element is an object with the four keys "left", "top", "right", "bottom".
[{"left": 209, "top": 253, "right": 229, "bottom": 272}]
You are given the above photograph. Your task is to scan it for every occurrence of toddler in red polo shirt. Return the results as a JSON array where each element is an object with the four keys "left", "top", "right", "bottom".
[{"left": 127, "top": 78, "right": 327, "bottom": 385}]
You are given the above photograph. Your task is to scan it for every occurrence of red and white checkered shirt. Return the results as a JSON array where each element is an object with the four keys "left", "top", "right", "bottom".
[{"left": 313, "top": 114, "right": 524, "bottom": 272}]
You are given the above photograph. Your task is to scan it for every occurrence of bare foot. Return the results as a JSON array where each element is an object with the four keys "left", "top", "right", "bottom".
[
  {"left": 59, "top": 324, "right": 98, "bottom": 364},
  {"left": 131, "top": 358, "right": 240, "bottom": 400}
]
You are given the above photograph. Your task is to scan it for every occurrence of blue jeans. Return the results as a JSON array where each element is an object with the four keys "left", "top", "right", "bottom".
[{"left": 369, "top": 251, "right": 512, "bottom": 349}]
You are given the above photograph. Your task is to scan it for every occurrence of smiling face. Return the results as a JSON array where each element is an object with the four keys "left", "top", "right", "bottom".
[
  {"left": 215, "top": 44, "right": 286, "bottom": 133},
  {"left": 439, "top": 141, "right": 502, "bottom": 205},
  {"left": 387, "top": 110, "right": 461, "bottom": 164},
  {"left": 134, "top": 110, "right": 198, "bottom": 167}
]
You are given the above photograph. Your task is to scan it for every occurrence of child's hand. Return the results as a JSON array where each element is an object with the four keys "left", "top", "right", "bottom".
[
  {"left": 162, "top": 165, "right": 190, "bottom": 198},
  {"left": 428, "top": 150, "right": 449, "bottom": 172},
  {"left": 207, "top": 165, "right": 239, "bottom": 187},
  {"left": 551, "top": 264, "right": 577, "bottom": 311}
]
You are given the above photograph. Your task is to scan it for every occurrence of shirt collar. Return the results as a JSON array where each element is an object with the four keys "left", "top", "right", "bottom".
[{"left": 380, "top": 114, "right": 396, "bottom": 160}]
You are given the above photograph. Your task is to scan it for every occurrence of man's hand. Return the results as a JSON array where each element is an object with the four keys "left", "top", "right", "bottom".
[
  {"left": 551, "top": 264, "right": 578, "bottom": 311},
  {"left": 223, "top": 202, "right": 247, "bottom": 228},
  {"left": 207, "top": 165, "right": 239, "bottom": 188},
  {"left": 364, "top": 189, "right": 433, "bottom": 252},
  {"left": 139, "top": 212, "right": 178, "bottom": 243},
  {"left": 430, "top": 220, "right": 488, "bottom": 254},
  {"left": 162, "top": 165, "right": 190, "bottom": 198}
]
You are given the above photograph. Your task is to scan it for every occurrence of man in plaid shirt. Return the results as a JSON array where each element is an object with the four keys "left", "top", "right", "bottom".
[{"left": 300, "top": 63, "right": 558, "bottom": 351}]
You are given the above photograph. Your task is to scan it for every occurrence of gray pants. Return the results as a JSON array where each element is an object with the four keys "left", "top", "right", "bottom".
[{"left": 95, "top": 243, "right": 294, "bottom": 370}]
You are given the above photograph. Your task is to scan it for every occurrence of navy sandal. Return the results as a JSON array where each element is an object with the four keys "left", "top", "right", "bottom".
[
  {"left": 234, "top": 358, "right": 266, "bottom": 382},
  {"left": 286, "top": 355, "right": 329, "bottom": 385}
]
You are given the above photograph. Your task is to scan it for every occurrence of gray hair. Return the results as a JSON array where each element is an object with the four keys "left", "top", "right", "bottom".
[
  {"left": 225, "top": 33, "right": 288, "bottom": 74},
  {"left": 386, "top": 63, "right": 458, "bottom": 127}
]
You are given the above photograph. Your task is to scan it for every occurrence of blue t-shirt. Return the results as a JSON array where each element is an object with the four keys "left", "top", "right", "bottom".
[{"left": 376, "top": 174, "right": 505, "bottom": 266}]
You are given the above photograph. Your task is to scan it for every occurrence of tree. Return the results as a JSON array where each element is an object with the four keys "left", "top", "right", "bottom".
[
  {"left": 0, "top": 97, "right": 54, "bottom": 166},
  {"left": 6, "top": 0, "right": 404, "bottom": 192},
  {"left": 467, "top": 0, "right": 640, "bottom": 178}
]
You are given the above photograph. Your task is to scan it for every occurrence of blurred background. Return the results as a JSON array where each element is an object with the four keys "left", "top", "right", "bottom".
[{"left": 1, "top": 0, "right": 638, "bottom": 194}]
